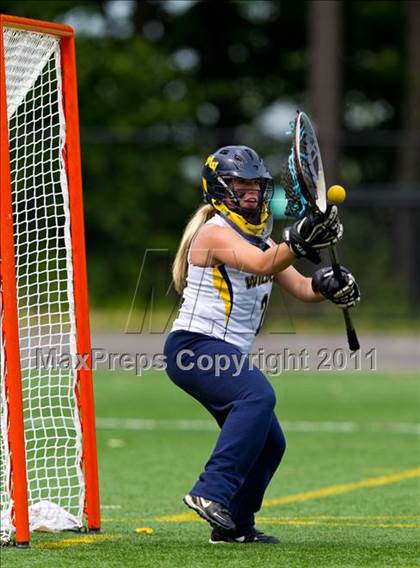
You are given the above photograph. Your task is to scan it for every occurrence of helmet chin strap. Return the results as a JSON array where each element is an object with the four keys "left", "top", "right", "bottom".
[{"left": 240, "top": 207, "right": 261, "bottom": 224}]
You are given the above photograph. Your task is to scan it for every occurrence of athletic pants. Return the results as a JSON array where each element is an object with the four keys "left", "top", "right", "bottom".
[{"left": 163, "top": 329, "right": 286, "bottom": 534}]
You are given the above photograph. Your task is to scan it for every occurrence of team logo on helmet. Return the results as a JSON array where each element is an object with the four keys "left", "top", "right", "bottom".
[{"left": 205, "top": 155, "right": 219, "bottom": 171}]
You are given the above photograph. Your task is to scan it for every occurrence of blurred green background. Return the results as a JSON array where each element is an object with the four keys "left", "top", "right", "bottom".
[{"left": 1, "top": 0, "right": 419, "bottom": 330}]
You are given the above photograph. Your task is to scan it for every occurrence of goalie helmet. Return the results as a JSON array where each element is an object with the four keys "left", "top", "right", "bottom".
[{"left": 201, "top": 145, "right": 274, "bottom": 239}]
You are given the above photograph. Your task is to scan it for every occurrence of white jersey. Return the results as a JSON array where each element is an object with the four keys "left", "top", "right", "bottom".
[{"left": 170, "top": 214, "right": 274, "bottom": 353}]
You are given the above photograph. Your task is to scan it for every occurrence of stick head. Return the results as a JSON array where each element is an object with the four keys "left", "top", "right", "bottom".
[{"left": 280, "top": 111, "right": 327, "bottom": 218}]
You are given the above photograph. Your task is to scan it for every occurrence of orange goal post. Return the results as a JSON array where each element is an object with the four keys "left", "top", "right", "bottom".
[{"left": 0, "top": 15, "right": 100, "bottom": 546}]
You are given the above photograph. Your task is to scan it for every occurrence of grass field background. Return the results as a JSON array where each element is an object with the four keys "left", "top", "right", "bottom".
[{"left": 2, "top": 370, "right": 420, "bottom": 567}]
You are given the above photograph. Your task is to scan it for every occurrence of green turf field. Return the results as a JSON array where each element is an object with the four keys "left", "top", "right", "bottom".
[{"left": 2, "top": 370, "right": 420, "bottom": 567}]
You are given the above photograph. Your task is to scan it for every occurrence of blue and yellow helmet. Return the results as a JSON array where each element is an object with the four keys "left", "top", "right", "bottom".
[{"left": 201, "top": 145, "right": 274, "bottom": 239}]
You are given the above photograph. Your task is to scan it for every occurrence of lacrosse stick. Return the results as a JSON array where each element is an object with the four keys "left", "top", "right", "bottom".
[{"left": 280, "top": 110, "right": 360, "bottom": 351}]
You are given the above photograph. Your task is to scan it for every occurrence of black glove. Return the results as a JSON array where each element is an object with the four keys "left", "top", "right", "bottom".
[
  {"left": 312, "top": 265, "right": 361, "bottom": 308},
  {"left": 283, "top": 205, "right": 343, "bottom": 264}
]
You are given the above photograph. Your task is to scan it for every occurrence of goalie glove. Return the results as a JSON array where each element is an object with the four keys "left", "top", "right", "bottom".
[
  {"left": 311, "top": 265, "right": 361, "bottom": 308},
  {"left": 282, "top": 205, "right": 343, "bottom": 264}
]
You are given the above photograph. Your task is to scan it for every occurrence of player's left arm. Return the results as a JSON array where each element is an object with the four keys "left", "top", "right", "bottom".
[
  {"left": 266, "top": 238, "right": 323, "bottom": 303},
  {"left": 274, "top": 265, "right": 325, "bottom": 303}
]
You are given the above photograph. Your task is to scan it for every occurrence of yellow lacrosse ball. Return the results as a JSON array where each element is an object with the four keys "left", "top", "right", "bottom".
[{"left": 327, "top": 185, "right": 346, "bottom": 205}]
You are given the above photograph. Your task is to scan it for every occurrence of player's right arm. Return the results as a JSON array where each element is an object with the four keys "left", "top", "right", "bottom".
[
  {"left": 191, "top": 225, "right": 295, "bottom": 275},
  {"left": 191, "top": 209, "right": 343, "bottom": 275}
]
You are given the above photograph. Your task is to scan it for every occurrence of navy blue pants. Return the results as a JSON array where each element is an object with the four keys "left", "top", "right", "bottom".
[{"left": 163, "top": 330, "right": 286, "bottom": 534}]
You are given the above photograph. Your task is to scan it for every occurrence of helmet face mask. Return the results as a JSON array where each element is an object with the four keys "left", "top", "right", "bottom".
[
  {"left": 218, "top": 176, "right": 273, "bottom": 224},
  {"left": 201, "top": 145, "right": 274, "bottom": 237}
]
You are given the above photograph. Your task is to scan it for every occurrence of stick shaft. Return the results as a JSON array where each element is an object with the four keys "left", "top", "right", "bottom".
[{"left": 328, "top": 244, "right": 360, "bottom": 352}]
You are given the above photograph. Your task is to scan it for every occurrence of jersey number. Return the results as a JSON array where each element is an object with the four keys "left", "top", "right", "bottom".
[{"left": 255, "top": 293, "right": 268, "bottom": 335}]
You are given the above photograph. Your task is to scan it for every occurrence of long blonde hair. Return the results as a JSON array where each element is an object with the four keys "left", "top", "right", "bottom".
[{"left": 172, "top": 204, "right": 215, "bottom": 293}]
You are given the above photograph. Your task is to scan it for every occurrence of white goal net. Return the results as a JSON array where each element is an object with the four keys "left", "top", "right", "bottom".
[{"left": 0, "top": 27, "right": 84, "bottom": 543}]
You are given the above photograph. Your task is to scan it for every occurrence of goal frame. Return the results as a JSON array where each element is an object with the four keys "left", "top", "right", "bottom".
[{"left": 0, "top": 14, "right": 100, "bottom": 546}]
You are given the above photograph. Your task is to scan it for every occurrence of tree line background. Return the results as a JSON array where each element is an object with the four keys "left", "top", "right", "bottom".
[{"left": 1, "top": 0, "right": 419, "bottom": 330}]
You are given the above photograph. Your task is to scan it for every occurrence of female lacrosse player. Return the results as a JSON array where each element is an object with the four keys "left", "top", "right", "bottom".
[{"left": 163, "top": 146, "right": 359, "bottom": 544}]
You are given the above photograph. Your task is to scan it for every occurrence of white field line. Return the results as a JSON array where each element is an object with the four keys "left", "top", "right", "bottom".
[{"left": 96, "top": 418, "right": 420, "bottom": 435}]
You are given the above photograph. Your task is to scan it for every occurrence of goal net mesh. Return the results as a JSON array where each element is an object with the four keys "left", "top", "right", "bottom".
[{"left": 0, "top": 27, "right": 84, "bottom": 543}]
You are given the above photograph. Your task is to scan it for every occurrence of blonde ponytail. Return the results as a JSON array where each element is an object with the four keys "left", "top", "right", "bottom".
[{"left": 172, "top": 204, "right": 215, "bottom": 294}]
